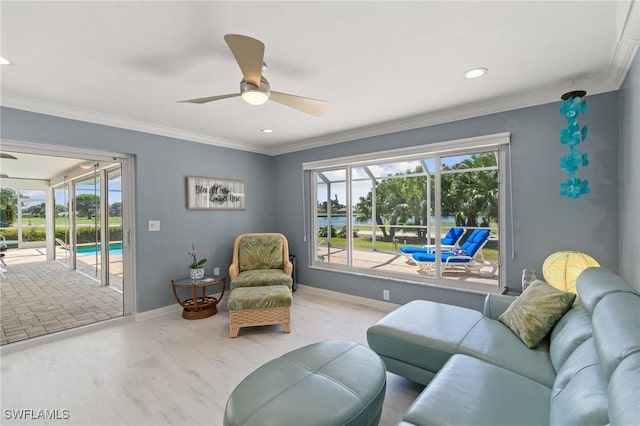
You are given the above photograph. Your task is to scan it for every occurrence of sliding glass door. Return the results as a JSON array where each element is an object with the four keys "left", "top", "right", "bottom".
[
  {"left": 74, "top": 168, "right": 102, "bottom": 281},
  {"left": 54, "top": 184, "right": 71, "bottom": 267},
  {"left": 106, "top": 167, "right": 123, "bottom": 290},
  {"left": 53, "top": 163, "right": 123, "bottom": 289}
]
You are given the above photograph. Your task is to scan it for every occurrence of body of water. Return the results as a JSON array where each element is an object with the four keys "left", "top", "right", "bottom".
[
  {"left": 76, "top": 242, "right": 123, "bottom": 256},
  {"left": 317, "top": 216, "right": 455, "bottom": 227}
]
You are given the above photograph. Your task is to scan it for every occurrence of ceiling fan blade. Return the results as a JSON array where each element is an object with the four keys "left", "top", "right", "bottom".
[
  {"left": 178, "top": 93, "right": 240, "bottom": 104},
  {"left": 270, "top": 91, "right": 328, "bottom": 117},
  {"left": 0, "top": 152, "right": 18, "bottom": 160},
  {"left": 224, "top": 34, "right": 265, "bottom": 87}
]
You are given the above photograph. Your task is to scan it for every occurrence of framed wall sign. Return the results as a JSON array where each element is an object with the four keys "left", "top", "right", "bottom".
[{"left": 187, "top": 176, "right": 246, "bottom": 210}]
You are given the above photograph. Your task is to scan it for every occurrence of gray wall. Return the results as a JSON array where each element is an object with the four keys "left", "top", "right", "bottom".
[
  {"left": 619, "top": 52, "right": 640, "bottom": 291},
  {"left": 0, "top": 107, "right": 275, "bottom": 312},
  {"left": 1, "top": 89, "right": 625, "bottom": 313},
  {"left": 273, "top": 92, "right": 620, "bottom": 310}
]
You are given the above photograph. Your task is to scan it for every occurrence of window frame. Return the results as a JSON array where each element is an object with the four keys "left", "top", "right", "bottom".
[{"left": 304, "top": 133, "right": 510, "bottom": 293}]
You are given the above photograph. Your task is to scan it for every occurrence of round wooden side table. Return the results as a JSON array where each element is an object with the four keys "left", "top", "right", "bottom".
[{"left": 171, "top": 276, "right": 226, "bottom": 319}]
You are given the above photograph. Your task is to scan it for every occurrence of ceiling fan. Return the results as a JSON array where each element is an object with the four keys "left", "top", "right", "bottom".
[{"left": 178, "top": 34, "right": 327, "bottom": 117}]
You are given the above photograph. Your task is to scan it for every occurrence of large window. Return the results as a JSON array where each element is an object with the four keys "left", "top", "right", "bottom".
[{"left": 306, "top": 133, "right": 509, "bottom": 292}]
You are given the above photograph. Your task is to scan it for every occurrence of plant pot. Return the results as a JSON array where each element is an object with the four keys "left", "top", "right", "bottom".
[{"left": 190, "top": 267, "right": 205, "bottom": 280}]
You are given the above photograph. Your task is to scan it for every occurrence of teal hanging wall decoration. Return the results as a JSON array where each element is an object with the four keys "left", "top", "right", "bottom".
[{"left": 559, "top": 90, "right": 590, "bottom": 199}]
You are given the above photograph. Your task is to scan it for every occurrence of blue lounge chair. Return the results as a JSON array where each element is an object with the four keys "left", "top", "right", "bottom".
[
  {"left": 412, "top": 229, "right": 491, "bottom": 272},
  {"left": 400, "top": 227, "right": 465, "bottom": 257}
]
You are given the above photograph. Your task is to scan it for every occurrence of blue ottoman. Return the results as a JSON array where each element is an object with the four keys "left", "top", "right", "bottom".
[{"left": 224, "top": 340, "right": 387, "bottom": 426}]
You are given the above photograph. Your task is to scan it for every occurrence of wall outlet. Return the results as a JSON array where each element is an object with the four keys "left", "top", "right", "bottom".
[
  {"left": 383, "top": 289, "right": 390, "bottom": 301},
  {"left": 148, "top": 220, "right": 160, "bottom": 232},
  {"left": 214, "top": 267, "right": 220, "bottom": 276}
]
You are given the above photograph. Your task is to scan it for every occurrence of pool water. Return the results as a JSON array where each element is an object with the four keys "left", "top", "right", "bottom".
[{"left": 76, "top": 242, "right": 123, "bottom": 256}]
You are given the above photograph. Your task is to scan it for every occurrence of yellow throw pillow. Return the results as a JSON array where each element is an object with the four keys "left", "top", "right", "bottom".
[{"left": 499, "top": 280, "right": 576, "bottom": 348}]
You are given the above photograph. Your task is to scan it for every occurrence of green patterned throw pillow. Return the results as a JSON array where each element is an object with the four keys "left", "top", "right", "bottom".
[{"left": 499, "top": 280, "right": 576, "bottom": 348}]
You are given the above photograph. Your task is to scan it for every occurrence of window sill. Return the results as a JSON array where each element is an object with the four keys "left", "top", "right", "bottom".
[{"left": 308, "top": 263, "right": 501, "bottom": 295}]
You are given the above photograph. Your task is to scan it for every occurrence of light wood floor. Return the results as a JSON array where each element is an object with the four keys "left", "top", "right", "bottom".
[{"left": 0, "top": 286, "right": 424, "bottom": 426}]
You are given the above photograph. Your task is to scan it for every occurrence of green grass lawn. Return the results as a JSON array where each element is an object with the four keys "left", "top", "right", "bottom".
[{"left": 10, "top": 217, "right": 122, "bottom": 227}]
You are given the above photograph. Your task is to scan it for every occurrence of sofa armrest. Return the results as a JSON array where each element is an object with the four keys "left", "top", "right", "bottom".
[{"left": 483, "top": 293, "right": 516, "bottom": 320}]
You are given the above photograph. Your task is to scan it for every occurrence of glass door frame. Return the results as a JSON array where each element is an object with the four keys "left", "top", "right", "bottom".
[{"left": 1, "top": 138, "right": 136, "bottom": 317}]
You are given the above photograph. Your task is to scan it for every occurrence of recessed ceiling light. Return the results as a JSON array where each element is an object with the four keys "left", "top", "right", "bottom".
[
  {"left": 0, "top": 57, "right": 11, "bottom": 65},
  {"left": 464, "top": 68, "right": 488, "bottom": 79},
  {"left": 79, "top": 161, "right": 98, "bottom": 170},
  {"left": 261, "top": 128, "right": 275, "bottom": 134}
]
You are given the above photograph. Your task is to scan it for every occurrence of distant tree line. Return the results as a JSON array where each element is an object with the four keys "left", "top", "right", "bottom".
[{"left": 0, "top": 190, "right": 121, "bottom": 228}]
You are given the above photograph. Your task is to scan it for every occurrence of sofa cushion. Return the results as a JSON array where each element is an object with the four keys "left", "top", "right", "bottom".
[
  {"left": 550, "top": 338, "right": 609, "bottom": 426},
  {"left": 548, "top": 304, "right": 592, "bottom": 372},
  {"left": 592, "top": 291, "right": 640, "bottom": 381},
  {"left": 608, "top": 353, "right": 640, "bottom": 426},
  {"left": 401, "top": 355, "right": 550, "bottom": 426},
  {"left": 227, "top": 285, "right": 292, "bottom": 310},
  {"left": 459, "top": 317, "right": 557, "bottom": 387},
  {"left": 230, "top": 269, "right": 292, "bottom": 290},
  {"left": 366, "top": 300, "right": 483, "bottom": 385},
  {"left": 577, "top": 267, "right": 636, "bottom": 315},
  {"left": 483, "top": 293, "right": 517, "bottom": 320},
  {"left": 499, "top": 280, "right": 576, "bottom": 348}
]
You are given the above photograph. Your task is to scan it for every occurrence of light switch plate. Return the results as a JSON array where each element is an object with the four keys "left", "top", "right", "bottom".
[{"left": 148, "top": 220, "right": 160, "bottom": 232}]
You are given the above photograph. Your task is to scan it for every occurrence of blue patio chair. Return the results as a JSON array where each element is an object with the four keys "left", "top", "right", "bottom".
[
  {"left": 412, "top": 229, "right": 491, "bottom": 272},
  {"left": 399, "top": 227, "right": 465, "bottom": 257}
]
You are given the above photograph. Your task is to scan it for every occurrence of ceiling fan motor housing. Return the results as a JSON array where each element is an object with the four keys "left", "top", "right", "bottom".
[{"left": 240, "top": 77, "right": 271, "bottom": 105}]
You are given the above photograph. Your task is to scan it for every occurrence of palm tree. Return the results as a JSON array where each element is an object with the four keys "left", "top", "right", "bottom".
[{"left": 448, "top": 154, "right": 498, "bottom": 227}]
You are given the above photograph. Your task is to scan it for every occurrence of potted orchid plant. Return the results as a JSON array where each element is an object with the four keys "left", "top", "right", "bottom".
[{"left": 188, "top": 243, "right": 207, "bottom": 280}]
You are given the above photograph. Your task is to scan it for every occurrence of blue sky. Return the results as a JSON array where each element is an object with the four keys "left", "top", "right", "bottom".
[{"left": 317, "top": 154, "right": 477, "bottom": 206}]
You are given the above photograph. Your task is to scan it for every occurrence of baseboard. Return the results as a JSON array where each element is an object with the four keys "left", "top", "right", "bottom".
[
  {"left": 134, "top": 304, "right": 182, "bottom": 321},
  {"left": 295, "top": 284, "right": 399, "bottom": 313},
  {"left": 133, "top": 287, "right": 395, "bottom": 322}
]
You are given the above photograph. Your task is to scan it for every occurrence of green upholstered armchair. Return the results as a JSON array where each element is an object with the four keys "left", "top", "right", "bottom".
[
  {"left": 227, "top": 233, "right": 293, "bottom": 337},
  {"left": 229, "top": 233, "right": 293, "bottom": 289}
]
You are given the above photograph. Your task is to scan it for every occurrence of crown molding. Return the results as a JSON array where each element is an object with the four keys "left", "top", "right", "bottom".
[
  {"left": 271, "top": 42, "right": 636, "bottom": 156},
  {"left": 270, "top": 77, "right": 620, "bottom": 156},
  {"left": 0, "top": 93, "right": 272, "bottom": 156},
  {"left": 2, "top": 40, "right": 636, "bottom": 158},
  {"left": 610, "top": 42, "right": 640, "bottom": 89}
]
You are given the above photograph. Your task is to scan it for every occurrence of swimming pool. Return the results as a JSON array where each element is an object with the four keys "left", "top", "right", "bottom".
[{"left": 76, "top": 242, "right": 123, "bottom": 256}]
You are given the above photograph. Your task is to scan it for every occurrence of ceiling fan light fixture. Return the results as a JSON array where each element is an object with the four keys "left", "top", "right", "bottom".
[
  {"left": 240, "top": 78, "right": 271, "bottom": 106},
  {"left": 242, "top": 90, "right": 269, "bottom": 106},
  {"left": 464, "top": 67, "right": 488, "bottom": 79}
]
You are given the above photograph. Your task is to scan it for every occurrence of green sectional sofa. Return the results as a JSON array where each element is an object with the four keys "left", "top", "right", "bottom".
[{"left": 367, "top": 267, "right": 640, "bottom": 425}]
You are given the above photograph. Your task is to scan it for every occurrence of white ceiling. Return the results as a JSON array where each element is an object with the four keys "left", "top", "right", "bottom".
[
  {"left": 1, "top": 1, "right": 639, "bottom": 160},
  {"left": 0, "top": 152, "right": 86, "bottom": 181}
]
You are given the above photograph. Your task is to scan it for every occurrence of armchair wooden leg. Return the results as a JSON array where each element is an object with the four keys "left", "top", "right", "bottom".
[
  {"left": 283, "top": 321, "right": 291, "bottom": 333},
  {"left": 229, "top": 325, "right": 240, "bottom": 338}
]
